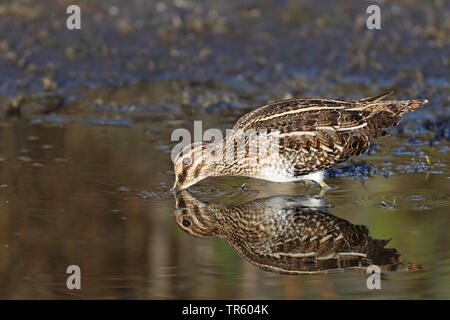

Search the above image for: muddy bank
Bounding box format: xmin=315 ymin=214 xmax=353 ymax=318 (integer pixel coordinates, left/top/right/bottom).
xmin=0 ymin=0 xmax=448 ymax=121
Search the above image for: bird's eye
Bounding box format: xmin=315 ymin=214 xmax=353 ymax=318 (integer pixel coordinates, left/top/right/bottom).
xmin=182 ymin=157 xmax=191 ymax=166
xmin=182 ymin=219 xmax=191 ymax=227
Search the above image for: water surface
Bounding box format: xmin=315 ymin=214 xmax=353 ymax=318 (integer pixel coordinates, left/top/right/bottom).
xmin=0 ymin=111 xmax=448 ymax=299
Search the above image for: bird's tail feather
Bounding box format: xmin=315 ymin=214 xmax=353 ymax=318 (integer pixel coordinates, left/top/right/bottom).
xmin=405 ymin=99 xmax=429 ymax=110
xmin=391 ymin=99 xmax=429 ymax=115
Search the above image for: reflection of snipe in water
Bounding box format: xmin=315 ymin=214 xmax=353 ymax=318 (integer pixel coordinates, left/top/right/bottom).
xmin=175 ymin=191 xmax=408 ymax=274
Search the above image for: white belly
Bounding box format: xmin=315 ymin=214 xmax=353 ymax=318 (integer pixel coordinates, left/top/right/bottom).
xmin=257 ymin=169 xmax=326 ymax=184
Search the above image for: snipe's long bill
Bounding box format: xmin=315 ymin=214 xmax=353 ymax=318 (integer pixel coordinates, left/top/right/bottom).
xmin=172 ymin=91 xmax=428 ymax=192
xmin=174 ymin=191 xmax=414 ymax=274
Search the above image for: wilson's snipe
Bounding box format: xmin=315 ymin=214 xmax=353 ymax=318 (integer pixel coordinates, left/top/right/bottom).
xmin=172 ymin=91 xmax=428 ymax=191
xmin=175 ymin=191 xmax=405 ymax=274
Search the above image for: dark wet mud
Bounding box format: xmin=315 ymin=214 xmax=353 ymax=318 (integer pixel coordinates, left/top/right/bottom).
xmin=0 ymin=0 xmax=449 ymax=299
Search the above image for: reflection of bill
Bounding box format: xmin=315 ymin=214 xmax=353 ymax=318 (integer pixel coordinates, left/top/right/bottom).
xmin=174 ymin=191 xmax=407 ymax=275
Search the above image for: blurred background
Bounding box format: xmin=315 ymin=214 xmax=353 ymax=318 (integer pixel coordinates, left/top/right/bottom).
xmin=0 ymin=0 xmax=448 ymax=299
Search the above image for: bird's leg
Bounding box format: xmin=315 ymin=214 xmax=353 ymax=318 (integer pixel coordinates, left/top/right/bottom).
xmin=317 ymin=180 xmax=331 ymax=196
xmin=318 ymin=180 xmax=331 ymax=190
xmin=303 ymin=180 xmax=311 ymax=189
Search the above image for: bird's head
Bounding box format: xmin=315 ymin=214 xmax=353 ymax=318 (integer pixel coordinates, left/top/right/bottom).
xmin=174 ymin=191 xmax=215 ymax=237
xmin=171 ymin=142 xmax=213 ymax=192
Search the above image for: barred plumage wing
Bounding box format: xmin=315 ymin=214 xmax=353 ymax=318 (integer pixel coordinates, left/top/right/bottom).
xmin=232 ymin=92 xmax=424 ymax=172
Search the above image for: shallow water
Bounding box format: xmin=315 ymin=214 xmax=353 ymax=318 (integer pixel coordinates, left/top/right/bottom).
xmin=0 ymin=109 xmax=448 ymax=299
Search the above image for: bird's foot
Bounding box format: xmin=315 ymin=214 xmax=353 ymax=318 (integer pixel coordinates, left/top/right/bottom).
xmin=301 ymin=179 xmax=330 ymax=196
xmin=317 ymin=181 xmax=331 ymax=196
xmin=318 ymin=180 xmax=331 ymax=190
xmin=303 ymin=180 xmax=311 ymax=189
